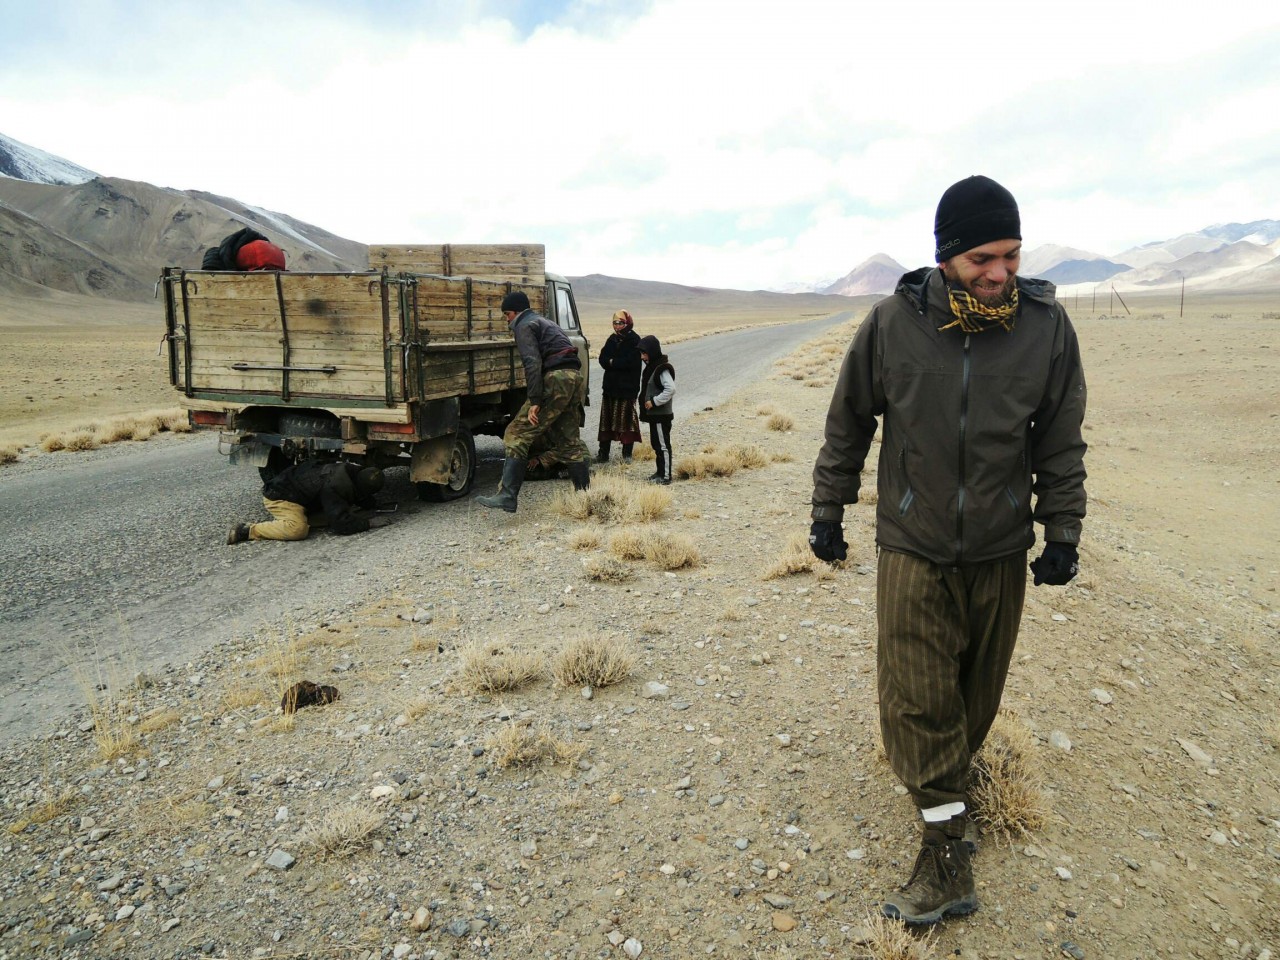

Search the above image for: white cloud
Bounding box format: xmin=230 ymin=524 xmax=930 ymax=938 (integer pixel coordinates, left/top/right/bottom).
xmin=1 ymin=0 xmax=1278 ymax=288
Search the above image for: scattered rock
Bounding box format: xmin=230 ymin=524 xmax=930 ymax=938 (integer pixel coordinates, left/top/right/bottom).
xmin=281 ymin=680 xmax=341 ymax=714
xmin=265 ymin=850 xmax=296 ymax=871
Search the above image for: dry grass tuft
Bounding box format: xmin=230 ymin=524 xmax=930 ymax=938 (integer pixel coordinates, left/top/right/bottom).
xmin=857 ymin=911 xmax=938 ymax=959
xmin=298 ymin=803 xmax=385 ymax=857
xmin=95 ymin=419 xmax=138 ymax=444
xmin=608 ymin=528 xmax=649 ymax=561
xmin=766 ymin=412 xmax=795 ymax=432
xmin=719 ymin=604 xmax=746 ymax=622
xmin=771 ymin=450 xmax=796 ymax=464
xmin=582 ymin=555 xmax=634 ymax=583
xmin=608 ymin=528 xmax=701 ymax=569
xmin=644 ymin=531 xmax=701 ymax=570
xmin=969 ymin=710 xmax=1047 ymax=842
xmin=553 ymin=474 xmax=671 ymax=524
xmin=138 ymin=708 xmax=180 ymax=734
xmin=569 ymin=527 xmax=602 ymax=551
xmin=39 ymin=434 xmax=65 ymax=453
xmin=675 ymin=451 xmax=738 ymax=480
xmin=755 ymin=403 xmax=777 ymax=416
xmin=488 ymin=722 xmax=584 ymax=769
xmin=0 ymin=444 xmax=21 ymax=465
xmin=552 ymin=634 xmax=636 ymax=688
xmin=676 ymin=442 xmax=770 ymax=480
xmin=7 ymin=788 xmax=79 ymax=835
xmin=62 ymin=431 xmax=100 ymax=452
xmin=630 ymin=444 xmax=656 ymax=462
xmin=726 ymin=443 xmax=769 ymax=469
xmin=458 ymin=641 xmax=545 ymax=694
xmin=762 ymin=534 xmax=815 ymax=580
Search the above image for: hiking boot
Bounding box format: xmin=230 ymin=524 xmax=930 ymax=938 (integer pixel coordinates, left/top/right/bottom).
xmin=476 ymin=458 xmax=526 ymax=513
xmin=567 ymin=460 xmax=591 ymax=491
xmin=880 ymin=827 xmax=977 ymax=925
xmin=596 ymin=443 xmax=611 ymax=464
xmin=647 ymin=475 xmax=671 ymax=485
xmin=226 ymin=523 xmax=251 ymax=545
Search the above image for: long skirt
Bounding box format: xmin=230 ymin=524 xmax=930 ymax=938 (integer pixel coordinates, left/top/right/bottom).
xmin=598 ymin=395 xmax=642 ymax=444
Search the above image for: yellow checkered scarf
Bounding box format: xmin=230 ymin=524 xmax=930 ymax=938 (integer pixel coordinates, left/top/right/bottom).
xmin=938 ymin=284 xmax=1020 ymax=333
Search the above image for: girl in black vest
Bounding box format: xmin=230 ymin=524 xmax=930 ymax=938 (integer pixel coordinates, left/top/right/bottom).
xmin=638 ymin=334 xmax=675 ymax=484
xmin=596 ymin=309 xmax=643 ymax=463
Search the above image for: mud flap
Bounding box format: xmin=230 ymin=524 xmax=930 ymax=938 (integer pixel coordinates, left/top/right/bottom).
xmin=228 ymin=439 xmax=273 ymax=468
xmin=410 ymin=433 xmax=455 ymax=484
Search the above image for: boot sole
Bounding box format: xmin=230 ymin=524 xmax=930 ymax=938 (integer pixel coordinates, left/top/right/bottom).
xmin=880 ymin=894 xmax=978 ymax=926
xmin=476 ymin=498 xmax=517 ymax=513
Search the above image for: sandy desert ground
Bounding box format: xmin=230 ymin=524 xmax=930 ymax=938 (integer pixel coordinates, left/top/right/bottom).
xmin=0 ymin=286 xmax=1277 ymax=960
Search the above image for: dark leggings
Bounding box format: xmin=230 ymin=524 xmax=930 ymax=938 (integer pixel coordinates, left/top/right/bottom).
xmin=648 ymin=420 xmax=672 ymax=480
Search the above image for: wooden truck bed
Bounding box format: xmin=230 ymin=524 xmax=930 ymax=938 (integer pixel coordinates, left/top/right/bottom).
xmin=163 ymin=245 xmax=547 ymax=417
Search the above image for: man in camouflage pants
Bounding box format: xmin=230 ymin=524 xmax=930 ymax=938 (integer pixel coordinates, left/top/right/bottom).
xmin=477 ymin=291 xmax=590 ymax=512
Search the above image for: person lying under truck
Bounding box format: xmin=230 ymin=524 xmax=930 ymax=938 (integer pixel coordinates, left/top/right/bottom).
xmin=227 ymin=461 xmax=386 ymax=544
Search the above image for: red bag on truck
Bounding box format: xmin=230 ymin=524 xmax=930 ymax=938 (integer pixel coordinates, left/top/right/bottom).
xmin=235 ymin=239 xmax=287 ymax=271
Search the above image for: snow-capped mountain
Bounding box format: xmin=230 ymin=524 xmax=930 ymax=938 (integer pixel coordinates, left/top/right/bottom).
xmin=0 ymin=133 xmax=97 ymax=186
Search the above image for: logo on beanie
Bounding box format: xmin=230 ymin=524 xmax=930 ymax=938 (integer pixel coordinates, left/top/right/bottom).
xmin=937 ymin=238 xmax=962 ymax=254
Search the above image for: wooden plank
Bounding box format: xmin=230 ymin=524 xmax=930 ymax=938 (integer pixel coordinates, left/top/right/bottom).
xmin=369 ymin=244 xmax=544 ymax=281
xmin=183 ymin=273 xmax=385 ymax=302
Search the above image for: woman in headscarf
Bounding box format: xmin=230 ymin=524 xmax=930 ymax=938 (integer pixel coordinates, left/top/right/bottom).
xmin=595 ymin=309 xmax=643 ymax=463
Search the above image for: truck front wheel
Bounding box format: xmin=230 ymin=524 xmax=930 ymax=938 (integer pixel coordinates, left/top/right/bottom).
xmin=416 ymin=426 xmax=476 ymax=502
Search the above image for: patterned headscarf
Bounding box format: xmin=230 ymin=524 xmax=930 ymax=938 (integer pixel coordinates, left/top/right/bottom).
xmin=611 ymin=309 xmax=634 ymax=332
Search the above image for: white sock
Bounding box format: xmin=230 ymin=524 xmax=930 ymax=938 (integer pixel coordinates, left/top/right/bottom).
xmin=920 ymin=801 xmax=966 ymax=823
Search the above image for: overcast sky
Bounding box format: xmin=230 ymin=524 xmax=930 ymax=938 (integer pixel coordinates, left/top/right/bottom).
xmin=2 ymin=0 xmax=1278 ymax=289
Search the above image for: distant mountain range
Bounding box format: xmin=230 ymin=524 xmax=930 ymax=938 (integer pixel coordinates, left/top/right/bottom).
xmin=2 ymin=130 xmax=1276 ymax=310
xmin=807 ymin=219 xmax=1280 ymax=297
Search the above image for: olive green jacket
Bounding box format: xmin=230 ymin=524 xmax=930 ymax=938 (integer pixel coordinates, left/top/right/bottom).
xmin=811 ymin=267 xmax=1087 ymax=566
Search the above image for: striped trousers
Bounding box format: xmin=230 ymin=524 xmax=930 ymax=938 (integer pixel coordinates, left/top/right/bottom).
xmin=876 ymin=548 xmax=1027 ymax=810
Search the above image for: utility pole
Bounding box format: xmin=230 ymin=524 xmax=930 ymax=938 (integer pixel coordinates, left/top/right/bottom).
xmin=1180 ymin=276 xmax=1185 ymax=318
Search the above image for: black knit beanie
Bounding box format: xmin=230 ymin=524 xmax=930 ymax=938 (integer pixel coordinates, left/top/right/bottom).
xmin=500 ymin=291 xmax=530 ymax=314
xmin=933 ymin=175 xmax=1021 ymax=262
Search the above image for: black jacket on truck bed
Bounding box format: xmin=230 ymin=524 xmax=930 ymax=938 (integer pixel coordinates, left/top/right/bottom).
xmin=160 ymin=243 xmax=588 ymax=501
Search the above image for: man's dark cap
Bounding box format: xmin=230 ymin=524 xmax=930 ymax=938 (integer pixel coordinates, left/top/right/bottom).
xmin=934 ymin=175 xmax=1021 ymax=262
xmin=500 ymin=291 xmax=531 ymax=313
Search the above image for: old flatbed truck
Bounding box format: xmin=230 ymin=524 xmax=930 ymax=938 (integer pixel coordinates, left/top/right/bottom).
xmin=160 ymin=243 xmax=588 ymax=500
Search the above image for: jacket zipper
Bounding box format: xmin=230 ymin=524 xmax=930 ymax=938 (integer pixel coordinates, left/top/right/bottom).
xmin=956 ymin=334 xmax=971 ymax=563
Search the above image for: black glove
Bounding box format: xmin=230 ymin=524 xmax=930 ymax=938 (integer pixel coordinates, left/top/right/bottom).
xmin=1030 ymin=542 xmax=1078 ymax=586
xmin=809 ymin=520 xmax=848 ymax=563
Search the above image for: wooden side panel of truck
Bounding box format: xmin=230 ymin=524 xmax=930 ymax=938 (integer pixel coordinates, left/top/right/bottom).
xmin=161 ymin=242 xmax=586 ymax=501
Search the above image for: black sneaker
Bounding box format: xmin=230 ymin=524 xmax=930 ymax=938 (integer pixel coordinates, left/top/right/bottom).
xmin=880 ymin=828 xmax=978 ymax=925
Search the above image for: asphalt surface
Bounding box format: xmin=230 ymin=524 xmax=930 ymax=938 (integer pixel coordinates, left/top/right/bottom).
xmin=0 ymin=312 xmax=852 ymax=742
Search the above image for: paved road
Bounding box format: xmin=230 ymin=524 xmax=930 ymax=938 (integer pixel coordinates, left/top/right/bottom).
xmin=0 ymin=312 xmax=852 ymax=741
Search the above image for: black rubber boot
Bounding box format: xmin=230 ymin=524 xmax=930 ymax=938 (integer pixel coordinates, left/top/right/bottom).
xmin=567 ymin=460 xmax=591 ymax=491
xmin=476 ymin=458 xmax=526 ymax=513
xmin=622 ymin=443 xmax=634 ymax=461
xmin=226 ymin=523 xmax=251 ymax=545
xmin=596 ymin=442 xmax=611 ymax=464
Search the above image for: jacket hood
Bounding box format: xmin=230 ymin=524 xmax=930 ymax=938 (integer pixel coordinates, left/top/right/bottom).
xmin=638 ymin=334 xmax=665 ymax=360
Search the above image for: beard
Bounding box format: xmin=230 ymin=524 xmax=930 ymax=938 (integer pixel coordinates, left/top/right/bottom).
xmin=942 ymin=265 xmax=1016 ymax=308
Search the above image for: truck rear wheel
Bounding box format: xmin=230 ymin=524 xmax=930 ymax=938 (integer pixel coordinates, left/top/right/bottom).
xmin=416 ymin=426 xmax=476 ymax=502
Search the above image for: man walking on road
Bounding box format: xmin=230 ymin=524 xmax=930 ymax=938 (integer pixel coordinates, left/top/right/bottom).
xmin=227 ymin=460 xmax=385 ymax=543
xmin=809 ymin=175 xmax=1088 ymax=924
xmin=477 ymin=291 xmax=591 ymax=512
